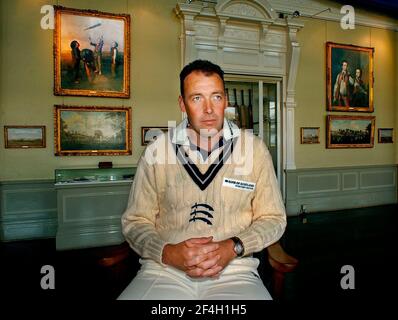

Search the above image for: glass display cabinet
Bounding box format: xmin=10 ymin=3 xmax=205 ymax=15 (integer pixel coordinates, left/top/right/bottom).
xmin=55 ymin=166 xmax=136 ymax=185
xmin=225 ymin=77 xmax=281 ymax=181
xmin=54 ymin=166 xmax=136 ymax=250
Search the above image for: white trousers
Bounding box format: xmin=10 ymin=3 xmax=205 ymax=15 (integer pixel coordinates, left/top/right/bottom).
xmin=117 ymin=257 xmax=272 ymax=300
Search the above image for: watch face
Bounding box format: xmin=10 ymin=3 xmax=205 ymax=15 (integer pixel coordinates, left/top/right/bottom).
xmin=234 ymin=242 xmax=243 ymax=255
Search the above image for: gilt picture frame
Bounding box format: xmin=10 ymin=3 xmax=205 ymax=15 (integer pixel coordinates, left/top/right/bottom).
xmin=4 ymin=126 xmax=46 ymax=148
xmin=326 ymin=115 xmax=375 ymax=148
xmin=378 ymin=128 xmax=393 ymax=143
xmin=54 ymin=105 xmax=131 ymax=156
xmin=54 ymin=6 xmax=130 ymax=98
xmin=326 ymin=42 xmax=374 ymax=112
xmin=141 ymin=127 xmax=168 ymax=146
xmin=301 ymin=127 xmax=320 ymax=144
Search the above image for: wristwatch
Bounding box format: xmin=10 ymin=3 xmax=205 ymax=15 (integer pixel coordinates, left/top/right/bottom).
xmin=231 ymin=237 xmax=244 ymax=257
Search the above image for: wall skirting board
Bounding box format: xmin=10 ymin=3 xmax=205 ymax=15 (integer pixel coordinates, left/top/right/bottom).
xmin=0 ymin=180 xmax=57 ymax=241
xmin=0 ymin=179 xmax=132 ymax=247
xmin=285 ymin=165 xmax=398 ymax=216
xmin=1 ymin=165 xmax=397 ymax=241
xmin=55 ymin=181 xmax=132 ymax=250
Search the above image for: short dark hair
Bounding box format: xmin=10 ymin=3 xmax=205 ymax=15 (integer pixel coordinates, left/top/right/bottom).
xmin=179 ymin=59 xmax=225 ymax=97
xmin=70 ymin=40 xmax=79 ymax=49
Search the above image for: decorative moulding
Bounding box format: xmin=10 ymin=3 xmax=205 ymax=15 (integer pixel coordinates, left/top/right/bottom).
xmin=268 ymin=0 xmax=398 ymax=31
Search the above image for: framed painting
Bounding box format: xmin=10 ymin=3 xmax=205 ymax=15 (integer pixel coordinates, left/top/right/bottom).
xmin=54 ymin=6 xmax=130 ymax=98
xmin=141 ymin=127 xmax=168 ymax=146
xmin=301 ymin=127 xmax=320 ymax=144
xmin=54 ymin=105 xmax=131 ymax=156
xmin=326 ymin=42 xmax=374 ymax=112
xmin=326 ymin=115 xmax=375 ymax=148
xmin=4 ymin=126 xmax=46 ymax=148
xmin=378 ymin=128 xmax=393 ymax=143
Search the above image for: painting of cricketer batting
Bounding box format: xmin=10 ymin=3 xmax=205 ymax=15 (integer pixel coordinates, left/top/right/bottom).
xmin=54 ymin=6 xmax=130 ymax=98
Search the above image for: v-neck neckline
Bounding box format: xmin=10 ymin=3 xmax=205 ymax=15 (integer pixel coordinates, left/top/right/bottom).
xmin=188 ymin=137 xmax=225 ymax=161
xmin=174 ymin=137 xmax=236 ymax=191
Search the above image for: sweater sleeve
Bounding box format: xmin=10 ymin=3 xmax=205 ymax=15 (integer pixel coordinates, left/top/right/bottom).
xmin=236 ymin=140 xmax=287 ymax=255
xmin=121 ymin=154 xmax=167 ymax=265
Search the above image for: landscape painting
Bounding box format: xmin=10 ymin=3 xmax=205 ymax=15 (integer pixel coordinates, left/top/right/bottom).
xmin=4 ymin=126 xmax=46 ymax=148
xmin=301 ymin=127 xmax=320 ymax=144
xmin=54 ymin=6 xmax=130 ymax=98
xmin=378 ymin=128 xmax=393 ymax=143
xmin=54 ymin=105 xmax=131 ymax=156
xmin=326 ymin=115 xmax=375 ymax=148
xmin=141 ymin=127 xmax=168 ymax=145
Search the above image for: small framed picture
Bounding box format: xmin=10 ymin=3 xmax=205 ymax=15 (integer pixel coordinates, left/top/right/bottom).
xmin=378 ymin=128 xmax=393 ymax=143
xmin=326 ymin=115 xmax=375 ymax=148
xmin=4 ymin=126 xmax=46 ymax=148
xmin=301 ymin=127 xmax=320 ymax=144
xmin=141 ymin=127 xmax=168 ymax=146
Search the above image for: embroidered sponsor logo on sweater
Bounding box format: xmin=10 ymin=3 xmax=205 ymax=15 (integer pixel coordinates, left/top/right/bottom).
xmin=222 ymin=178 xmax=256 ymax=192
xmin=189 ymin=202 xmax=214 ymax=225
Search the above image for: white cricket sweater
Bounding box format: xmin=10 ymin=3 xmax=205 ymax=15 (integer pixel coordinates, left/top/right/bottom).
xmin=122 ymin=119 xmax=287 ymax=264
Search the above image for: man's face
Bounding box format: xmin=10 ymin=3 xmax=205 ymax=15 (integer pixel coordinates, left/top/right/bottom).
xmin=178 ymin=71 xmax=227 ymax=137
xmin=355 ymin=69 xmax=361 ymax=78
xmin=342 ymin=62 xmax=348 ymax=71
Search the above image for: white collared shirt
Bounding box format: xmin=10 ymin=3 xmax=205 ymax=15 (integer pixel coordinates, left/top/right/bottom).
xmin=171 ymin=118 xmax=240 ymax=147
xmin=171 ymin=118 xmax=240 ymax=163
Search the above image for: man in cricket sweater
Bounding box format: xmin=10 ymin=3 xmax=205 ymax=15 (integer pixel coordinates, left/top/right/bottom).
xmin=118 ymin=60 xmax=286 ymax=300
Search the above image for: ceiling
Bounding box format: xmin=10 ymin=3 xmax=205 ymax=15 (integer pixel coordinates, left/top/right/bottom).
xmin=191 ymin=0 xmax=398 ymax=20
xmin=330 ymin=0 xmax=398 ymax=18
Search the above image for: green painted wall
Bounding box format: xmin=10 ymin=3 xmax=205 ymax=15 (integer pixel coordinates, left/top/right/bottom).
xmin=396 ymin=31 xmax=398 ymax=165
xmin=295 ymin=17 xmax=397 ymax=168
xmin=1 ymin=1 xmax=397 ymax=180
xmin=0 ymin=0 xmax=181 ymax=181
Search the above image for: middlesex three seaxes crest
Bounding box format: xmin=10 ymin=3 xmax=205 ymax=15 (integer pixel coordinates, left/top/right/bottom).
xmin=189 ymin=202 xmax=214 ymax=225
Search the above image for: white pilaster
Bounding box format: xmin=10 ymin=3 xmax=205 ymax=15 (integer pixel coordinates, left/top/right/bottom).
xmin=175 ymin=3 xmax=202 ymax=66
xmin=285 ymin=21 xmax=303 ymax=170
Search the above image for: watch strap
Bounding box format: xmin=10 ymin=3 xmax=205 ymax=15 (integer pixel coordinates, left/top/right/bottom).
xmin=231 ymin=236 xmax=244 ymax=257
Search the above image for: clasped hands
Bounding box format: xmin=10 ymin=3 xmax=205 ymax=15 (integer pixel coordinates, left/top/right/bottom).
xmin=162 ymin=237 xmax=236 ymax=278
